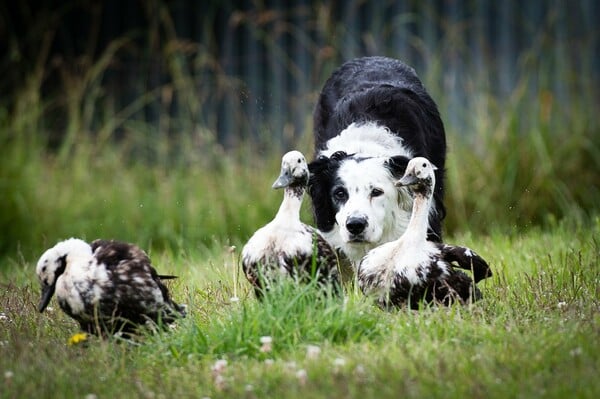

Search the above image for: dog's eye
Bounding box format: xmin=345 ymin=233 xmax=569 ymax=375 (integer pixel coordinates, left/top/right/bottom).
xmin=332 ymin=187 xmax=348 ymax=202
xmin=370 ymin=188 xmax=384 ymax=198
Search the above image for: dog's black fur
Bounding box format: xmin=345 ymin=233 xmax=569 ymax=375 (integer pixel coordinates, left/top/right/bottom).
xmin=308 ymin=56 xmax=447 ymax=242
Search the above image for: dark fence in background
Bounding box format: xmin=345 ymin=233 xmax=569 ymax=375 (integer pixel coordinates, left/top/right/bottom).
xmin=2 ymin=0 xmax=598 ymax=149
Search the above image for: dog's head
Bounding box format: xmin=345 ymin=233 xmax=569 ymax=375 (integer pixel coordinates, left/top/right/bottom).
xmin=309 ymin=151 xmax=413 ymax=262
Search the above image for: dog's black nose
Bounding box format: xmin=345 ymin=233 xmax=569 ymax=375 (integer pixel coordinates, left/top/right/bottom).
xmin=346 ymin=216 xmax=368 ymax=235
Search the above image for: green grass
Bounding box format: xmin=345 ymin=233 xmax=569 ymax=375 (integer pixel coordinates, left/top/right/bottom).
xmin=0 ymin=129 xmax=284 ymax=261
xmin=1 ymin=219 xmax=599 ymax=398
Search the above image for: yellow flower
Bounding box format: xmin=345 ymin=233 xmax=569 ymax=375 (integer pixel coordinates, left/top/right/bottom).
xmin=68 ymin=332 xmax=88 ymax=346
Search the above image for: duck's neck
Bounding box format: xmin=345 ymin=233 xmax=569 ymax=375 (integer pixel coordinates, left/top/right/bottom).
xmin=274 ymin=186 xmax=304 ymax=222
xmin=403 ymin=191 xmax=433 ymax=244
xmin=64 ymin=251 xmax=94 ymax=274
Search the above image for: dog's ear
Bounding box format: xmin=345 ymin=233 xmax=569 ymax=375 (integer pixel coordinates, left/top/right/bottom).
xmin=308 ymin=157 xmax=338 ymax=232
xmin=308 ymin=151 xmax=348 ymax=178
xmin=384 ymin=155 xmax=410 ymax=179
xmin=308 ymin=155 xmax=330 ymax=178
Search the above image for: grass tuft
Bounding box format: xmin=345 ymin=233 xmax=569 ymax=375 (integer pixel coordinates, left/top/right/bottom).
xmin=145 ymin=280 xmax=386 ymax=361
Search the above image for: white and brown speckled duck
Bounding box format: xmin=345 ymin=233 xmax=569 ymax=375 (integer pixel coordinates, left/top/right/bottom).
xmin=358 ymin=157 xmax=492 ymax=309
xmin=241 ymin=150 xmax=341 ymax=298
xmin=36 ymin=238 xmax=186 ymax=335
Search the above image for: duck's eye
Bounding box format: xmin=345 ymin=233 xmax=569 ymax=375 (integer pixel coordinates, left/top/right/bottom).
xmin=298 ymin=159 xmax=302 ymax=163
xmin=370 ymin=188 xmax=384 ymax=198
xmin=422 ymin=163 xmax=427 ymax=168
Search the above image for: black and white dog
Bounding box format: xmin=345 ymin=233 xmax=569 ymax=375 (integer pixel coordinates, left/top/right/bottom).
xmin=308 ymin=56 xmax=447 ymax=267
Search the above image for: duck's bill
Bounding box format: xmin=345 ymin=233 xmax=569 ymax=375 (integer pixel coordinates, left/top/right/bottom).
xmin=395 ymin=174 xmax=418 ymax=187
xmin=38 ymin=283 xmax=56 ymax=312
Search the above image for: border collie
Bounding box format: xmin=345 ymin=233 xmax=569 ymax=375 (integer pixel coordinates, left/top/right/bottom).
xmin=308 ymin=56 xmax=447 ymax=267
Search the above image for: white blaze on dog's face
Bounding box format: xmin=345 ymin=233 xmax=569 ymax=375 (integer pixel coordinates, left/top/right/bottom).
xmin=325 ymin=156 xmax=413 ymax=262
xmin=320 ymin=122 xmax=410 ymax=159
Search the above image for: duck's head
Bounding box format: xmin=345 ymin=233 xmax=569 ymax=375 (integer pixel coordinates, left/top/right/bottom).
xmin=36 ymin=238 xmax=92 ymax=312
xmin=272 ymin=150 xmax=309 ymax=189
xmin=395 ymin=157 xmax=437 ymax=196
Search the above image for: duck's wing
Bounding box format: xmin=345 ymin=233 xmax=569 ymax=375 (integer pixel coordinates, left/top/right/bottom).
xmin=91 ymin=239 xmax=177 ymax=280
xmin=90 ymin=239 xmax=185 ymax=322
xmin=90 ymin=239 xmax=152 ymax=268
xmin=438 ymin=244 xmax=492 ymax=283
xmin=437 ymin=269 xmax=483 ymax=304
xmin=306 ymin=226 xmax=340 ymax=278
xmin=308 ymin=227 xmax=338 ymax=265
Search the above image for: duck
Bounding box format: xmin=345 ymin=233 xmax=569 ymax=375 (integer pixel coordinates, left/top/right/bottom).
xmin=357 ymin=157 xmax=492 ymax=309
xmin=36 ymin=238 xmax=186 ymax=335
xmin=241 ymin=150 xmax=341 ymax=298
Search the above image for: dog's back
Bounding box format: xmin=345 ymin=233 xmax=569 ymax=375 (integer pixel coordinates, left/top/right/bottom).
xmin=314 ymin=57 xmax=444 ymax=159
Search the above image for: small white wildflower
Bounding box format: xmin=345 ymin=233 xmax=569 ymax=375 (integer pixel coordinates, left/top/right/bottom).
xmin=354 ymin=364 xmax=366 ymax=377
xmin=264 ymin=358 xmax=274 ymax=366
xmin=285 ymin=361 xmax=297 ymax=371
xmin=295 ymin=369 xmax=308 ymax=385
xmin=85 ymin=394 xmax=97 ymax=399
xmin=260 ymin=336 xmax=272 ymax=344
xmin=569 ymin=347 xmax=582 ymax=357
xmin=0 ymin=312 xmax=8 ymax=321
xmin=229 ymin=296 xmax=240 ymax=303
xmin=245 ymin=384 xmax=254 ymax=392
xmin=306 ymin=345 xmax=321 ymax=360
xmin=211 ymin=359 xmax=228 ymax=376
xmin=45 ymin=306 xmax=54 ymax=312
xmin=4 ymin=370 xmax=14 ymax=379
xmin=259 ymin=336 xmax=273 ymax=353
xmin=333 ymin=357 xmax=346 ymax=372
xmin=557 ymin=301 xmax=567 ymax=309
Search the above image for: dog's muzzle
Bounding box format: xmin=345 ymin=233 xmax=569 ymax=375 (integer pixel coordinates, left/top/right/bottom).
xmin=345 ymin=215 xmax=368 ymax=240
